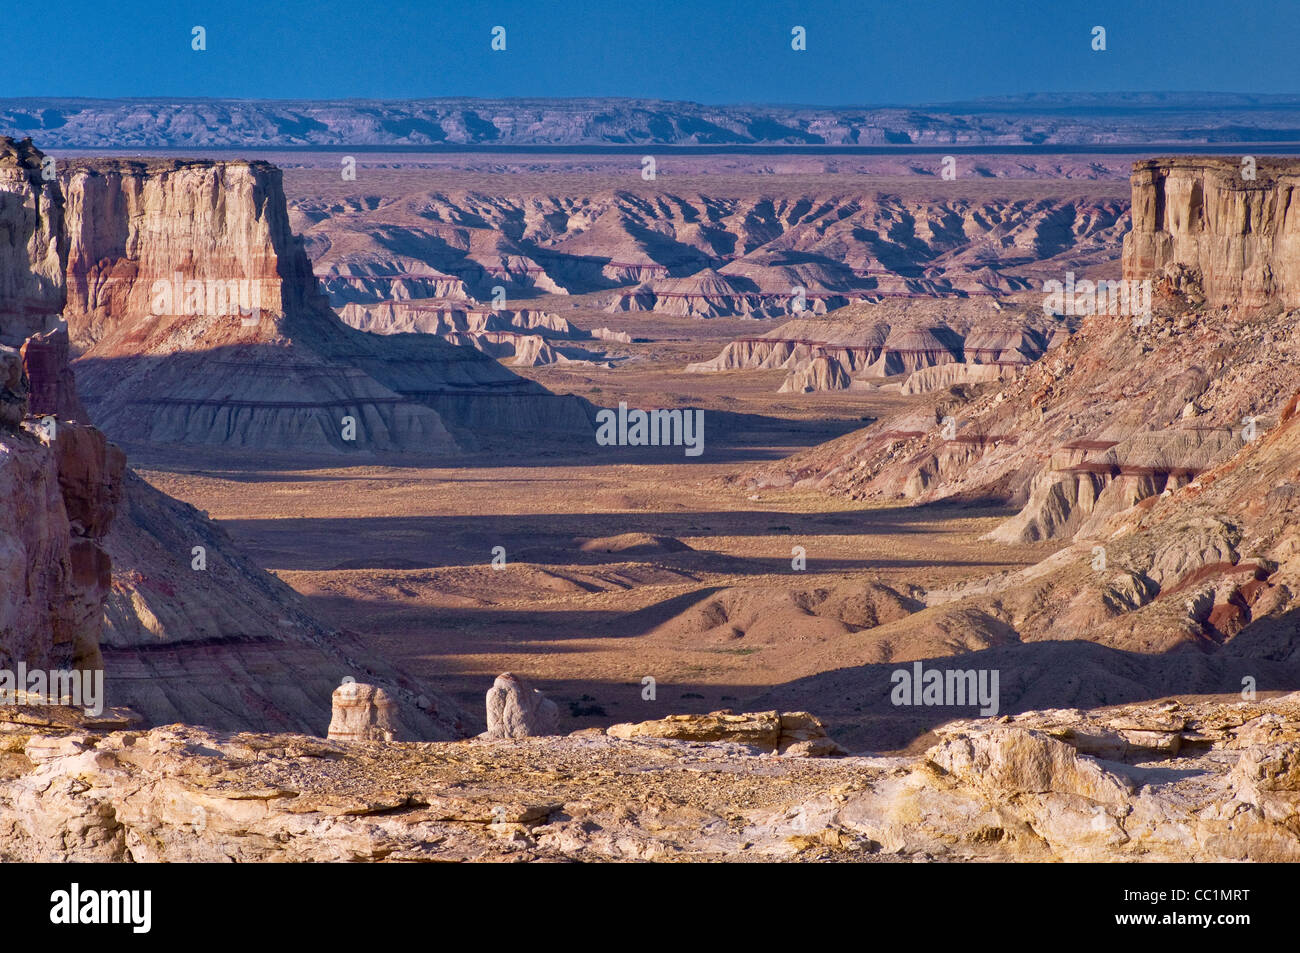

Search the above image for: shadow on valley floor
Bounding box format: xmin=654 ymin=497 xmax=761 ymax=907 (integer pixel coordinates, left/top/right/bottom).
xmin=220 ymin=504 xmax=1024 ymax=573
xmin=114 ymin=408 xmax=870 ymax=474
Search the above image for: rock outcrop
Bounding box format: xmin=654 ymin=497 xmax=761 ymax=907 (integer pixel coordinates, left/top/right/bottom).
xmin=483 ymin=673 xmax=559 ymax=739
xmin=338 ymin=299 xmax=617 ymax=365
xmin=1123 ymin=156 xmax=1300 ymax=308
xmin=7 ymin=692 xmax=1300 ymax=861
xmin=606 ymin=709 xmax=847 ymax=756
xmin=0 ymin=139 xmax=470 ymax=740
xmin=327 ymin=682 xmax=407 ymax=742
xmin=751 ymin=263 xmax=1298 ymax=530
xmin=691 ymin=301 xmax=1062 ymax=393
xmin=0 ymin=137 xmax=124 ymax=682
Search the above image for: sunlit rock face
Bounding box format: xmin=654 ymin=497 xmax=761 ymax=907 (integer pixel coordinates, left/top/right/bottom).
xmin=1123 ymin=156 xmax=1300 ymax=308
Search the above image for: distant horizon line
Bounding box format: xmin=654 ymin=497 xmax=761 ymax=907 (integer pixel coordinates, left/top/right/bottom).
xmin=6 ymin=92 xmax=1300 ymax=111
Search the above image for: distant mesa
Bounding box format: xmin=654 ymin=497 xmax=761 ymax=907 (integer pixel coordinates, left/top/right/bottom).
xmin=8 ymin=94 xmax=1300 ymax=148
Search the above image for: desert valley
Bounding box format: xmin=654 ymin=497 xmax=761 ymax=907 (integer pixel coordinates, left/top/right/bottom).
xmin=4 ymin=88 xmax=1300 ymax=876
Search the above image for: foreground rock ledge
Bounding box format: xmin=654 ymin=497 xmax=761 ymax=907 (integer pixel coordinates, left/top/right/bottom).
xmin=5 ymin=694 xmax=1300 ymax=862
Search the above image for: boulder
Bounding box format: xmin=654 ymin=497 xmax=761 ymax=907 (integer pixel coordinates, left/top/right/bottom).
xmin=927 ymin=726 xmax=1134 ymax=804
xmin=606 ymin=709 xmax=846 ymax=756
xmin=327 ymin=682 xmax=407 ymax=742
xmin=483 ymin=672 xmax=559 ymax=739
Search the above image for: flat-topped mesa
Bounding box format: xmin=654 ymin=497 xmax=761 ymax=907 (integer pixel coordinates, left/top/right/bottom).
xmin=1122 ymin=156 xmax=1300 ymax=308
xmin=58 ymin=156 xmax=594 ymax=454
xmin=61 ymin=157 xmax=323 ymax=349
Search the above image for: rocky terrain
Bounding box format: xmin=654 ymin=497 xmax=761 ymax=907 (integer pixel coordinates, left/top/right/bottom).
xmin=10 ymin=93 xmax=1300 ymax=148
xmin=0 ymin=138 xmax=122 ymax=679
xmin=7 ymin=691 xmax=1300 ymax=861
xmin=287 ymin=169 xmax=1128 ymax=315
xmin=6 ymin=133 xmax=1300 ymax=864
xmin=717 ymin=157 xmax=1300 ymax=715
xmin=748 ymin=159 xmax=1300 ymax=531
xmin=337 ymin=299 xmax=623 ymax=366
xmin=687 ymin=298 xmax=1071 ymax=393
xmin=0 ymin=138 xmax=467 ymax=738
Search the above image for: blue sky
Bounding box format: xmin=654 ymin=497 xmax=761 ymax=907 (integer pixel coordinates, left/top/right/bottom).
xmin=5 ymin=0 xmax=1298 ymax=104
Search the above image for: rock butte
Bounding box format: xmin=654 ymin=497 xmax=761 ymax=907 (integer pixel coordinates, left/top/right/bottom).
xmin=59 ymin=157 xmax=595 ymax=457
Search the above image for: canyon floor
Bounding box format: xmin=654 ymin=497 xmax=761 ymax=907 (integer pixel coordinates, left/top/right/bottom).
xmin=130 ymin=309 xmax=1052 ymax=752
xmin=93 ymin=151 xmax=1189 ymax=753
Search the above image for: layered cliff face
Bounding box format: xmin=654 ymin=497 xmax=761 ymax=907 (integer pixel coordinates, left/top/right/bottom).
xmin=741 ymin=157 xmax=1300 ymax=660
xmin=0 ymin=138 xmax=124 ymax=676
xmin=337 ymin=299 xmax=617 ymax=365
xmin=755 ymin=159 xmax=1300 ymax=529
xmin=0 ymin=139 xmax=468 ymax=737
xmin=1123 ymin=157 xmax=1300 ymax=308
xmin=0 ymin=138 xmax=63 ymax=348
xmin=60 ymin=158 xmax=592 ymax=455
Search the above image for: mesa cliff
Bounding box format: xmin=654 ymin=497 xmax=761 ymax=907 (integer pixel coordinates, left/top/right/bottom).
xmin=741 ymin=156 xmax=1300 ymax=677
xmin=60 ymin=158 xmax=593 ymax=455
xmin=1123 ymin=156 xmax=1300 ymax=308
xmin=0 ymin=138 xmax=124 ymax=677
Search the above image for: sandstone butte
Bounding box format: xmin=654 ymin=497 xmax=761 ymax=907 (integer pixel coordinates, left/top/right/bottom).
xmin=6 ymin=140 xmax=1300 ymax=860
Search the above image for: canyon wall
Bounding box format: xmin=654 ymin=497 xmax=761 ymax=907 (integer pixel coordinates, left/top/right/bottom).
xmin=0 ymin=138 xmax=124 ymax=675
xmin=1122 ymin=156 xmax=1300 ymax=308
xmin=0 ymin=138 xmax=468 ymax=737
xmin=760 ymin=157 xmax=1300 ymax=545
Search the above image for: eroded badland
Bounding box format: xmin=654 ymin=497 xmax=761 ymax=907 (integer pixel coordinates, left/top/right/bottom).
xmin=7 ymin=142 xmax=1300 ymax=860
